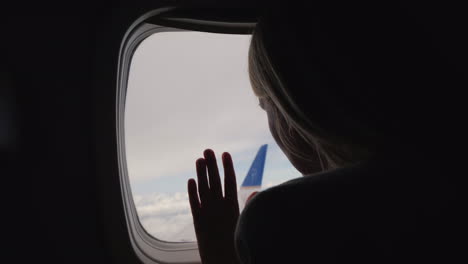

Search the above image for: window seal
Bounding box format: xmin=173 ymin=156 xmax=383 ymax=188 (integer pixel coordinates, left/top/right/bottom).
xmin=116 ymin=6 xmax=256 ymax=264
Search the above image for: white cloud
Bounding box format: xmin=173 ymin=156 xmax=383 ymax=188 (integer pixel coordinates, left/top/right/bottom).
xmin=134 ymin=192 xmax=196 ymax=242
xmin=133 ymin=182 xmax=296 ymax=242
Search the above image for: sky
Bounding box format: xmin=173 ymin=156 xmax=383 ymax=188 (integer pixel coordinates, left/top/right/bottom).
xmin=125 ymin=31 xmax=300 ymax=242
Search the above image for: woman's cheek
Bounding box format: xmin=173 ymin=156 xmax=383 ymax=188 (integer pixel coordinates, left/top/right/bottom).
xmin=266 ymin=109 xmax=283 ymax=150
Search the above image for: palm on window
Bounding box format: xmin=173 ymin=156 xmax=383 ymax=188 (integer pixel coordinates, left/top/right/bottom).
xmin=188 ymin=149 xmax=241 ymax=264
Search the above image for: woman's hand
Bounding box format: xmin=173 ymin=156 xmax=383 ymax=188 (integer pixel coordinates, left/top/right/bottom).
xmin=188 ymin=149 xmax=240 ymax=264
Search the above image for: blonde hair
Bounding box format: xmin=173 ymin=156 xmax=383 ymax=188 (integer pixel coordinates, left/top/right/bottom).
xmin=248 ymin=18 xmax=372 ymax=169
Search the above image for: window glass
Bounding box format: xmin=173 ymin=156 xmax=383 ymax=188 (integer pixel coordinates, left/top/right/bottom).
xmin=125 ymin=31 xmax=299 ymax=242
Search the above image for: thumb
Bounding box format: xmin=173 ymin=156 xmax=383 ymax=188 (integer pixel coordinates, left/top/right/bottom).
xmin=246 ymin=191 xmax=259 ymax=204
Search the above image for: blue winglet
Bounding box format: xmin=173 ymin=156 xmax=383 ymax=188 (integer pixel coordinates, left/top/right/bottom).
xmin=241 ymin=144 xmax=268 ymax=187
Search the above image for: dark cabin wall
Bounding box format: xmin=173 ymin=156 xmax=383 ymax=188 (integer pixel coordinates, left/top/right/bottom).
xmin=2 ymin=8 xmax=132 ymax=264
xmin=1 ymin=0 xmax=254 ymax=263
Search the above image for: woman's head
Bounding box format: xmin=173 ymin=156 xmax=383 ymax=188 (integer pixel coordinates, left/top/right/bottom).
xmin=248 ymin=1 xmax=465 ymax=172
xmin=248 ymin=9 xmax=373 ymax=172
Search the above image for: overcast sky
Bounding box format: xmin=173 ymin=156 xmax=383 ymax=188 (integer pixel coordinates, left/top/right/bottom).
xmin=125 ymin=31 xmax=300 ymax=242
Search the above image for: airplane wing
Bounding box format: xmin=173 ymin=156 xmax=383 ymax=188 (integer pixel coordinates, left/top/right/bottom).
xmin=238 ymin=144 xmax=268 ymax=211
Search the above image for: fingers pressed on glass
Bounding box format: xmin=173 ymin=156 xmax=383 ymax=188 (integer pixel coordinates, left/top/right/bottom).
xmin=204 ymin=149 xmax=223 ymax=199
xmin=222 ymin=152 xmax=238 ymax=202
xmin=187 ymin=178 xmax=200 ymax=219
xmin=196 ymin=158 xmax=210 ymax=204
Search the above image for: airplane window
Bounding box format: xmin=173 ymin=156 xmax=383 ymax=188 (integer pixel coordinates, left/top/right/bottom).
xmin=125 ymin=31 xmax=300 ymax=243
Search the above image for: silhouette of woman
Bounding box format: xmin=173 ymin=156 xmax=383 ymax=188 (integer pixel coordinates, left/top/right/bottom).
xmin=188 ymin=1 xmax=463 ymax=263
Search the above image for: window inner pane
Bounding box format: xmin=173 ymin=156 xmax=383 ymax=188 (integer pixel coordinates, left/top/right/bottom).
xmin=125 ymin=31 xmax=299 ymax=242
